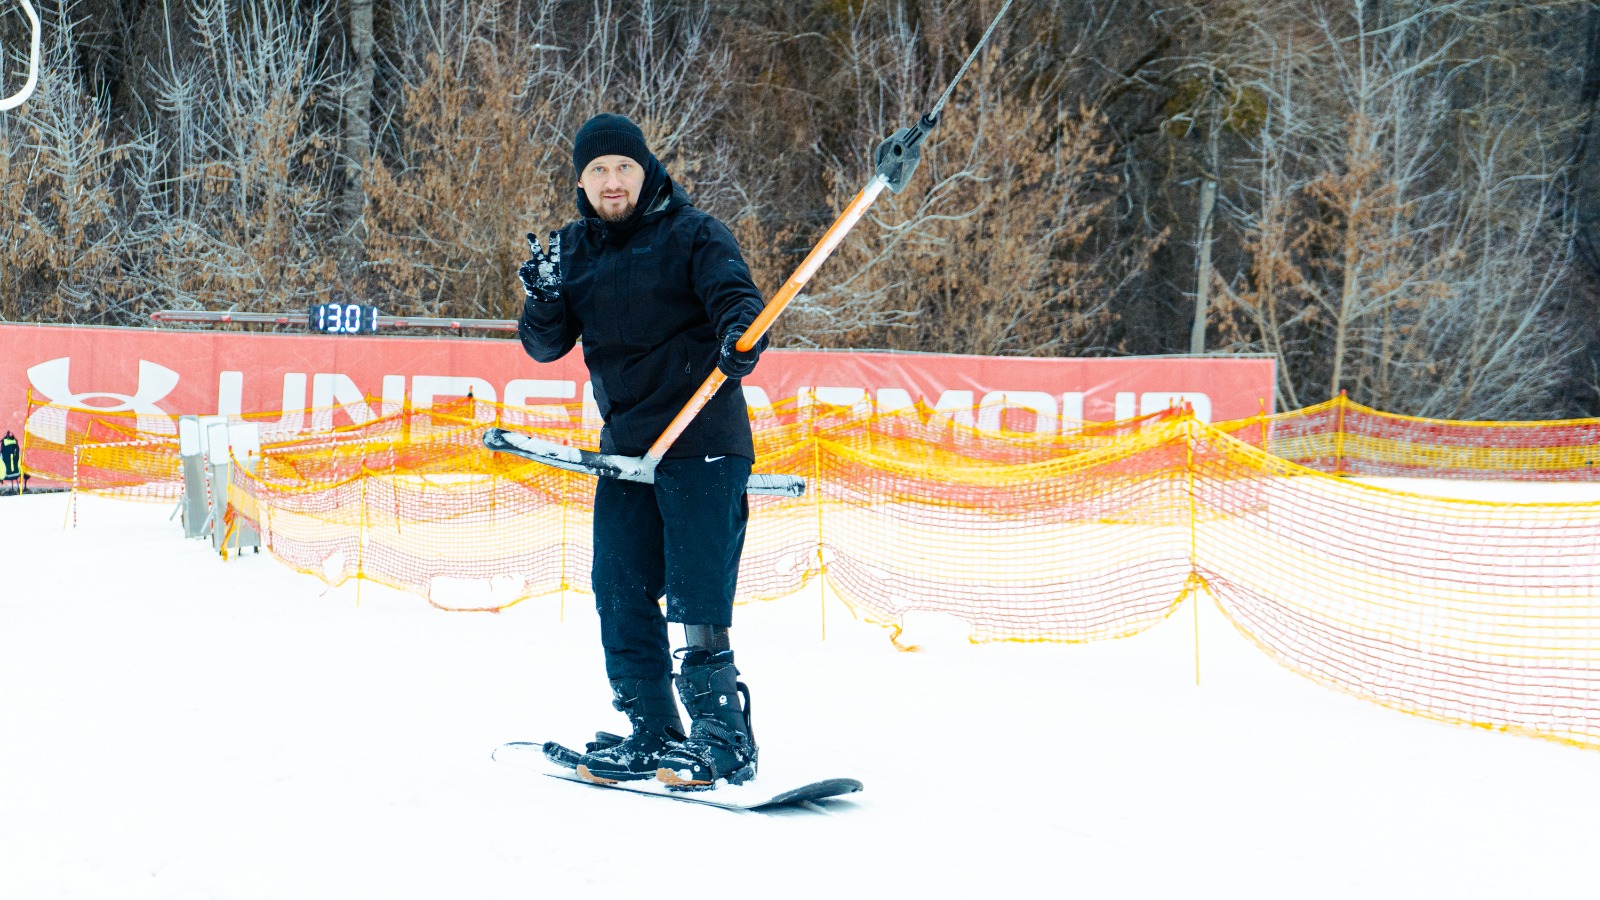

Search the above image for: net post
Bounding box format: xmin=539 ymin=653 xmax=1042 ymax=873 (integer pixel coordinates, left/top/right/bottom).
xmin=67 ymin=443 xmax=78 ymax=529
xmin=1186 ymin=417 xmax=1201 ymax=686
xmin=559 ymin=466 xmax=570 ymax=623
xmin=356 ymin=464 xmax=367 ymax=608
xmin=806 ymin=392 xmax=832 ymax=637
xmin=1335 ymin=390 xmax=1348 ymax=476
xmin=812 ymin=397 xmax=827 ymax=642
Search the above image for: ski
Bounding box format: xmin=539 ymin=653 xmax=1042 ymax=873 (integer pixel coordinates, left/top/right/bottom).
xmin=492 ymin=741 xmax=862 ymax=811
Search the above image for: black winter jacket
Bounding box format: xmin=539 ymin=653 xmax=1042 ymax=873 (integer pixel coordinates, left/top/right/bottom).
xmin=518 ymin=174 xmax=767 ymax=460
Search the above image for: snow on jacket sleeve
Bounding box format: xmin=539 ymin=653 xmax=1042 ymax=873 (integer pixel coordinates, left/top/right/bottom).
xmin=689 ymin=216 xmax=766 ymax=340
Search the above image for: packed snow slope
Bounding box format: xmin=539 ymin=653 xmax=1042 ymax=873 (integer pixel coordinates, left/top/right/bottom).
xmin=2 ymin=489 xmax=1597 ymax=898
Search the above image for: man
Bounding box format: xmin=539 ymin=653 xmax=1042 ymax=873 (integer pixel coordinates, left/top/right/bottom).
xmin=516 ymin=113 xmax=768 ymax=789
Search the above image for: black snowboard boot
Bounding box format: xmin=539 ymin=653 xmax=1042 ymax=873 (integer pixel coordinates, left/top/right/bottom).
xmin=656 ymin=649 xmax=757 ymax=790
xmin=574 ymin=676 xmax=686 ymax=783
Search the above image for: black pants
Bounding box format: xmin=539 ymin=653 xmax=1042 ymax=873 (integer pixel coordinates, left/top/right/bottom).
xmin=591 ymin=455 xmax=751 ymax=680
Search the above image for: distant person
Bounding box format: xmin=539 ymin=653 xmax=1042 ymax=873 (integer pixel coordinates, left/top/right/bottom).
xmin=1 ymin=430 xmax=19 ymax=493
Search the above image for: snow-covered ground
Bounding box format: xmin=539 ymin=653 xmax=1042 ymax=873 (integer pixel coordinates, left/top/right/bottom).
xmin=3 ymin=488 xmax=1598 ymax=898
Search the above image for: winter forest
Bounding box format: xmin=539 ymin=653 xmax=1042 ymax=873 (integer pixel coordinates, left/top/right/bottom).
xmin=2 ymin=0 xmax=1598 ymax=418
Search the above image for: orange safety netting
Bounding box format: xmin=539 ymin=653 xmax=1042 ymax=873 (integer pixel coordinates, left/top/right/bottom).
xmin=1239 ymin=395 xmax=1600 ymax=480
xmin=17 ymin=391 xmax=1600 ymax=749
xmin=16 ymin=400 xmax=184 ymax=500
xmin=1188 ymin=425 xmax=1600 ymax=750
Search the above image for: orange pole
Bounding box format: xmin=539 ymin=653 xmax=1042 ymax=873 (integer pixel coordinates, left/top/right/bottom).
xmin=644 ymin=174 xmax=891 ymax=463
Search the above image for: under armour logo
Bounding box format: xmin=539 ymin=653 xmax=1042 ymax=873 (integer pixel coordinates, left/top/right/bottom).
xmin=26 ymin=357 xmax=180 ymax=442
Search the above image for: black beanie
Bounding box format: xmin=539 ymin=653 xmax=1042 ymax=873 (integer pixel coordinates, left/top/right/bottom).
xmin=572 ymin=113 xmax=652 ymax=174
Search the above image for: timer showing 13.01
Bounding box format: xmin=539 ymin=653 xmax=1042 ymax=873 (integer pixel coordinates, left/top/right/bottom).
xmin=309 ymin=302 xmax=380 ymax=334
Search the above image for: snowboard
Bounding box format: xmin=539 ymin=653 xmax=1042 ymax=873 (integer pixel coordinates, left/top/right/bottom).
xmin=491 ymin=741 xmax=863 ymax=811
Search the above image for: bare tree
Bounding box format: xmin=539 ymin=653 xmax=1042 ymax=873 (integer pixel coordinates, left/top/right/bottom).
xmin=119 ymin=0 xmax=343 ymax=315
xmin=1212 ymin=0 xmax=1580 ymax=416
xmin=0 ymin=9 xmax=131 ymax=324
xmin=779 ymin=0 xmax=1146 ymax=357
xmin=1401 ymin=117 xmax=1579 ymax=419
xmin=1145 ymin=0 xmax=1278 ymax=355
xmin=340 ymin=0 xmax=377 ymax=249
xmin=1303 ymin=2 xmax=1456 ymax=403
xmin=1210 ymin=34 xmax=1320 ymax=411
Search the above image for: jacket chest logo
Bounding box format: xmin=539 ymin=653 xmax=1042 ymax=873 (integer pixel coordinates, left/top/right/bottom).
xmin=630 ymin=245 xmax=653 ymax=255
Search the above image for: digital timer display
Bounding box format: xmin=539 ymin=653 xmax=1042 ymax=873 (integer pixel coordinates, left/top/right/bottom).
xmin=309 ymin=303 xmax=379 ymax=334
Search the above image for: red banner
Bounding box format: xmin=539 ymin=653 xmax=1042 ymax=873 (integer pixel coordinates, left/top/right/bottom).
xmin=0 ymin=323 xmax=1275 ymax=443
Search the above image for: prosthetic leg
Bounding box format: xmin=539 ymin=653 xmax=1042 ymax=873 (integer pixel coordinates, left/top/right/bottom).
xmin=658 ymin=624 xmax=757 ymax=789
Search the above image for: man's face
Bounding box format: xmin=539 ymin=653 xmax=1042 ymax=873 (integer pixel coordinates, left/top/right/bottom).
xmin=579 ymin=154 xmax=646 ymax=223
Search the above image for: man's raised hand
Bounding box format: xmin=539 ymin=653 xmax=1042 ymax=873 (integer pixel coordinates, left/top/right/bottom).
xmin=518 ymin=232 xmax=563 ymax=303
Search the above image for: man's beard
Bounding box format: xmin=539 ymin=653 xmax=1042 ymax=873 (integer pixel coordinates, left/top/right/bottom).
xmin=598 ymin=201 xmax=637 ymax=223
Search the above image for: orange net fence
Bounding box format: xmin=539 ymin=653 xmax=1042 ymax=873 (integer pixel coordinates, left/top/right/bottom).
xmin=1228 ymin=395 xmax=1600 ymax=480
xmin=17 ymin=390 xmax=1600 ymax=749
xmin=1188 ymin=428 xmax=1600 ymax=749
xmin=17 ymin=401 xmax=185 ymax=500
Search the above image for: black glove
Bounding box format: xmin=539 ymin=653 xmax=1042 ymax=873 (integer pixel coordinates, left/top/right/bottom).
xmin=518 ymin=231 xmax=562 ymax=303
xmin=717 ymin=327 xmax=767 ymax=379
